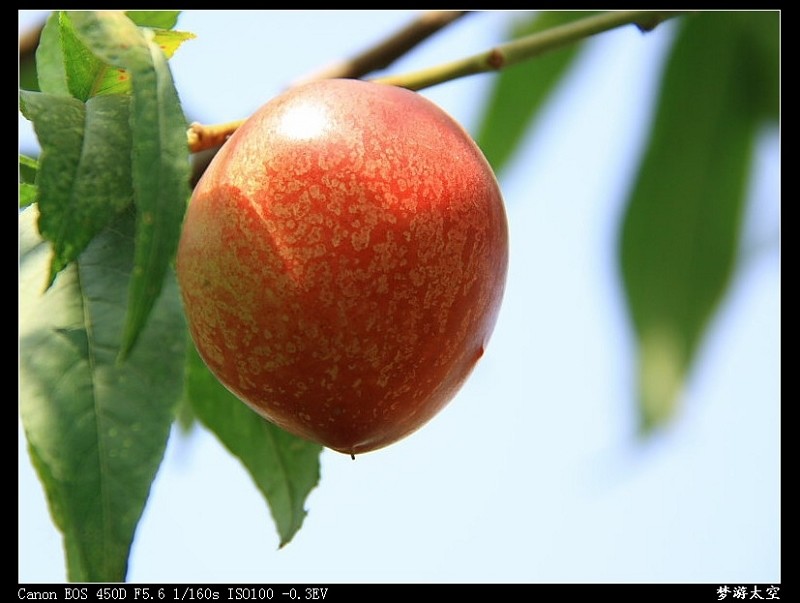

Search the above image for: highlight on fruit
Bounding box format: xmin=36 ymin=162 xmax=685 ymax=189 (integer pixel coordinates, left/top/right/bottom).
xmin=176 ymin=78 xmax=509 ymax=456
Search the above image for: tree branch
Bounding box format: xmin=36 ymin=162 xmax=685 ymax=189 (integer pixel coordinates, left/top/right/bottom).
xmin=290 ymin=10 xmax=469 ymax=85
xmin=187 ymin=10 xmax=469 ymax=154
xmin=19 ymin=17 xmax=45 ymax=62
xmin=19 ymin=15 xmax=46 ymax=93
xmin=372 ymin=10 xmax=687 ymax=90
xmin=187 ymin=11 xmax=687 ymax=155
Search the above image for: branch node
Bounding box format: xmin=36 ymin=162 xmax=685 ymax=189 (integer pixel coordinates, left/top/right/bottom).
xmin=635 ymin=16 xmax=662 ymax=33
xmin=486 ymin=48 xmax=506 ymax=70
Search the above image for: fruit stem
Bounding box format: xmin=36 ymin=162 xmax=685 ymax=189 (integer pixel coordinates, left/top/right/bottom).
xmin=372 ymin=10 xmax=689 ymax=91
xmin=187 ymin=120 xmax=246 ymax=152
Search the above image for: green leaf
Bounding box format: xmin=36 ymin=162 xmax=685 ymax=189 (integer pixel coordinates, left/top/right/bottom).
xmin=36 ymin=11 xmax=195 ymax=100
xmin=20 ymin=183 xmax=38 ymax=208
xmin=474 ymin=11 xmax=595 ymax=174
xmin=174 ymin=394 xmax=198 ymax=435
xmin=125 ymin=10 xmax=182 ymax=29
xmin=618 ymin=12 xmax=766 ymax=432
xmin=731 ymin=11 xmax=779 ymax=122
xmin=59 ymin=11 xmax=106 ymax=101
xmin=91 ymin=66 xmax=133 ymax=97
xmin=186 ymin=344 xmax=322 ymax=547
xmin=19 ymin=91 xmax=133 ymax=286
xmin=19 ymin=57 xmax=40 ymax=92
xmin=20 ymin=154 xmax=39 ymax=206
xmin=68 ymin=11 xmax=191 ymax=359
xmin=19 ymin=205 xmax=187 ymax=582
xmin=19 ymin=154 xmax=38 ymax=184
xmin=93 ymin=30 xmax=197 ymax=97
xmin=35 ymin=12 xmax=69 ymax=96
xmin=35 ymin=12 xmax=106 ymax=101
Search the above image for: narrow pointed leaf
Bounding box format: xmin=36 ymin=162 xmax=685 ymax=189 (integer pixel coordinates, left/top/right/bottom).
xmin=19 ymin=91 xmax=133 ymax=286
xmin=58 ymin=12 xmax=105 ymax=101
xmin=19 ymin=154 xmax=38 ymax=184
xmin=19 ymin=206 xmax=187 ymax=581
xmin=93 ymin=30 xmax=197 ymax=97
xmin=475 ymin=11 xmax=595 ymax=174
xmin=35 ymin=12 xmax=69 ymax=96
xmin=34 ymin=11 xmax=105 ymax=101
xmin=731 ymin=11 xmax=779 ymax=122
xmin=68 ymin=11 xmax=191 ymax=359
xmin=38 ymin=11 xmax=195 ymax=101
xmin=28 ymin=11 xmax=186 ymax=102
xmin=618 ymin=12 xmax=771 ymax=431
xmin=186 ymin=345 xmax=322 ymax=547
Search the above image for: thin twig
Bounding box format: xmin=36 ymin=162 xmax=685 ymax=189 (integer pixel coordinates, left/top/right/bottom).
xmin=188 ymin=11 xmax=686 ymax=156
xmin=188 ymin=10 xmax=470 ymax=154
xmin=372 ymin=10 xmax=687 ymax=91
xmin=19 ymin=17 xmax=45 ymax=62
xmin=290 ymin=10 xmax=469 ymax=85
xmin=19 ymin=15 xmax=47 ymax=93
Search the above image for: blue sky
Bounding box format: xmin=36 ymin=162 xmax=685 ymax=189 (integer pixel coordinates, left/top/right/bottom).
xmin=19 ymin=10 xmax=780 ymax=583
